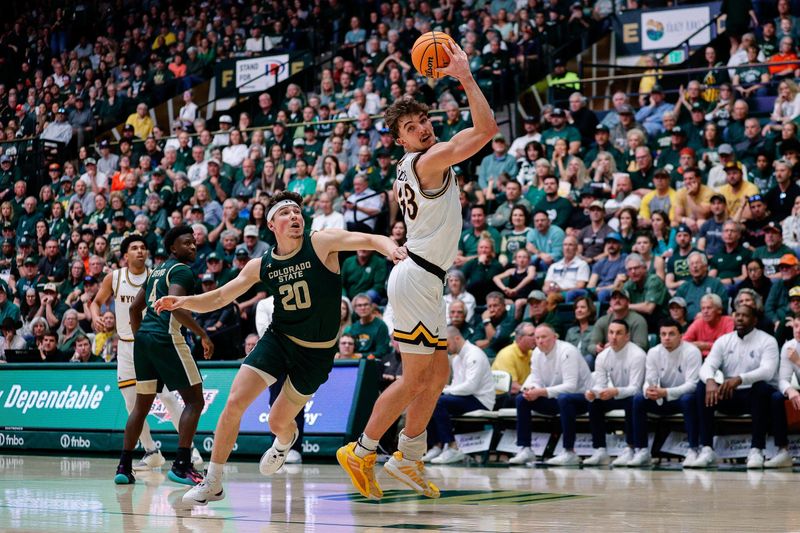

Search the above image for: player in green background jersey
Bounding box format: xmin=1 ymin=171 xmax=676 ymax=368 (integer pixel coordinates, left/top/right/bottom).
xmin=114 ymin=225 xmax=214 ymax=486
xmin=155 ymin=191 xmax=406 ymax=505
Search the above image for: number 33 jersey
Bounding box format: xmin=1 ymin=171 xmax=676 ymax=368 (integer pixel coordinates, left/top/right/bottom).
xmin=395 ymin=152 xmax=462 ymax=270
xmin=260 ymin=235 xmax=342 ymax=347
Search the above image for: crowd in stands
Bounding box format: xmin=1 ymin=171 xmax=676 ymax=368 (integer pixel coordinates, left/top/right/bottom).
xmin=0 ymin=0 xmax=799 ymax=466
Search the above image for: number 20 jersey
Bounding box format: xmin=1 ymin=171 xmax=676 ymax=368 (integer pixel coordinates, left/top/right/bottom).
xmin=259 ymin=235 xmax=342 ymax=346
xmin=395 ymin=152 xmax=462 ymax=270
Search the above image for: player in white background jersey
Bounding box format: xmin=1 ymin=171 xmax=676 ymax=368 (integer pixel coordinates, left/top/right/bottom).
xmin=338 ymin=40 xmax=498 ymax=500
xmin=91 ymin=234 xmax=202 ymax=470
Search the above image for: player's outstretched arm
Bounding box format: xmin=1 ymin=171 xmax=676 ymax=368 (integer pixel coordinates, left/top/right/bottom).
xmin=155 ymin=258 xmax=263 ymax=314
xmin=312 ymin=229 xmax=407 ymax=263
xmin=418 ymin=40 xmax=498 ymax=179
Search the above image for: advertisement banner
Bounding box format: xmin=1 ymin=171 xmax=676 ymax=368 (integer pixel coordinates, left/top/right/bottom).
xmin=0 ymin=364 xmax=359 ymax=434
xmin=235 ymin=54 xmax=290 ymax=94
xmin=613 ymin=2 xmax=721 ymax=56
xmin=640 ymin=6 xmax=712 ymax=51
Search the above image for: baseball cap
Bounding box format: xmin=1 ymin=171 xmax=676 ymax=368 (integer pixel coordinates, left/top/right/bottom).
xmin=378 ymin=127 xmax=391 ymax=135
xmin=492 ymin=132 xmax=506 ymax=142
xmin=724 ymin=160 xmax=743 ymax=172
xmin=651 ymin=84 xmax=664 ymax=93
xmin=679 ymin=147 xmax=696 ymax=157
xmin=0 ymin=155 xmax=10 ymax=164
xmin=293 ymin=138 xmax=305 ymax=147
xmin=670 ymin=126 xmax=686 ymax=136
xmin=522 ymin=115 xmax=538 ymax=124
xmin=219 ymin=114 xmax=233 ymax=124
xmin=85 ymin=157 xmax=97 ymax=166
xmin=60 ymin=175 xmax=72 ymax=182
xmin=207 ymin=159 xmax=220 ymax=167
xmin=764 ymin=221 xmax=782 ymax=234
xmin=618 ymin=104 xmax=634 ymax=114
xmin=748 ymin=193 xmax=765 ymax=204
xmin=604 ymin=232 xmax=622 ymax=243
xmin=80 ymin=225 xmax=95 ymax=235
xmin=123 ymin=124 xmax=135 ymax=132
xmin=49 ymin=163 xmax=61 ymax=171
xmin=152 ymin=167 xmax=166 ymax=176
xmin=691 ymin=102 xmax=705 ymax=111
xmin=676 ymin=223 xmax=692 ymax=235
xmin=190 ymin=204 xmax=204 ymax=213
xmin=99 ymin=140 xmax=110 ymax=149
xmin=527 ymin=290 xmax=547 ymax=302
xmin=595 ymin=124 xmax=610 ymax=133
xmin=84 ymin=275 xmax=98 ymax=284
xmin=790 ymin=286 xmax=800 ymax=299
xmin=780 ymin=253 xmax=799 ymax=266
xmin=304 ymin=124 xmax=316 ymax=132
xmin=588 ymin=200 xmax=604 ymax=210
xmin=669 ymin=296 xmax=687 ymax=308
xmin=155 ymin=247 xmax=167 ymax=257
xmin=710 ymin=193 xmax=726 ymax=203
xmin=356 ymin=129 xmax=370 ymax=138
xmin=234 ymin=247 xmax=250 ymax=258
xmin=201 ymin=272 xmax=215 ymax=283
xmin=206 ymin=252 xmax=221 ymax=262
xmin=718 ymin=144 xmax=734 ymax=155
xmin=43 ymin=282 xmax=58 ymax=293
xmin=550 ymin=108 xmax=566 ymax=118
xmin=611 ymin=288 xmax=630 ymax=299
xmin=18 ymin=236 xmax=31 ymax=247
xmin=23 ymin=256 xmax=37 ymax=266
xmin=57 ymin=107 xmax=66 ymax=114
xmin=243 ymin=225 xmax=259 ymax=238
xmin=113 ymin=210 xmax=126 ymax=219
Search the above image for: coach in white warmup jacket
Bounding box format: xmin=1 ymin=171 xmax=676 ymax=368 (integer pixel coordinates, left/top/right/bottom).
xmin=423 ymin=326 xmax=495 ymax=465
xmin=693 ymin=304 xmax=779 ymax=469
xmin=508 ymin=323 xmax=593 ymax=466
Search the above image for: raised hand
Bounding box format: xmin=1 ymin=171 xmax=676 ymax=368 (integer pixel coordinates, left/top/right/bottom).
xmin=437 ymin=40 xmax=471 ymax=81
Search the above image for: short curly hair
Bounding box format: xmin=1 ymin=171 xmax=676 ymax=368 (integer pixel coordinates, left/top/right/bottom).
xmin=384 ymin=95 xmax=430 ymax=140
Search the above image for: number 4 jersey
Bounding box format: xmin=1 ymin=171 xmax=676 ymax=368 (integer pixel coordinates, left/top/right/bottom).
xmin=260 ymin=234 xmax=342 ymax=347
xmin=395 ymin=152 xmax=462 ymax=270
xmin=138 ymin=258 xmax=196 ymax=337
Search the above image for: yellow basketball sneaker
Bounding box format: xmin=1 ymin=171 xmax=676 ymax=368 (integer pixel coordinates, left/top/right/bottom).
xmin=384 ymin=451 xmax=440 ymax=498
xmin=336 ymin=442 xmax=383 ymax=500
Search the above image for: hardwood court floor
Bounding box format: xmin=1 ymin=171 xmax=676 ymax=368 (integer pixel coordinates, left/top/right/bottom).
xmin=1 ymin=454 xmax=799 ymax=532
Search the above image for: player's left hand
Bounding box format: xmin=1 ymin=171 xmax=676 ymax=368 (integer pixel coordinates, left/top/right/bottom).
xmin=154 ymin=295 xmax=184 ymax=314
xmin=437 ymin=40 xmax=470 ymax=81
xmin=201 ymin=335 xmax=214 ymax=360
xmin=391 ymin=245 xmax=408 ymax=264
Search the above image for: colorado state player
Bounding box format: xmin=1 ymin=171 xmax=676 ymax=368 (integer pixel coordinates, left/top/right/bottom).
xmin=91 ymin=234 xmax=202 ymax=471
xmin=153 ymin=191 xmax=405 ymax=505
xmin=338 ymin=39 xmax=498 ymax=499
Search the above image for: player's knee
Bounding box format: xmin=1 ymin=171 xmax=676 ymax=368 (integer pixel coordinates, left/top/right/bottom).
xmin=224 ymin=394 xmax=249 ymax=416
xmin=269 ymin=417 xmax=296 ymax=437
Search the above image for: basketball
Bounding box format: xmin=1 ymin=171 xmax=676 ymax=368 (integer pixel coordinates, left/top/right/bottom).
xmin=411 ymin=31 xmax=456 ymax=79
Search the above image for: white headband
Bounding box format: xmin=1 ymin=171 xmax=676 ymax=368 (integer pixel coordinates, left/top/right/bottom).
xmin=267 ymin=199 xmax=300 ymax=222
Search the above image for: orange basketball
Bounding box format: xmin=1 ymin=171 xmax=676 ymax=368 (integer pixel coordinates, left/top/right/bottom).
xmin=411 ymin=31 xmax=455 ymax=79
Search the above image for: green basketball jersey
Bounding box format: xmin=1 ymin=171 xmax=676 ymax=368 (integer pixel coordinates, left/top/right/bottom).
xmin=139 ymin=258 xmax=196 ymax=336
xmin=260 ymin=235 xmax=342 ymax=347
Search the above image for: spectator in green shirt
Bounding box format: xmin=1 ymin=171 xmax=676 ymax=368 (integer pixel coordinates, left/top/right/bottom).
xmin=709 ymin=220 xmax=751 ymax=287
xmin=455 ymin=205 xmax=502 ymax=267
xmin=622 ymin=253 xmax=668 ymax=331
xmin=341 ymin=249 xmax=388 ymax=302
xmin=733 ymin=46 xmax=770 ymax=99
xmin=0 ymin=279 xmax=20 ymax=325
xmin=344 ymin=293 xmax=391 ymax=360
xmin=534 ymin=175 xmax=573 ymax=229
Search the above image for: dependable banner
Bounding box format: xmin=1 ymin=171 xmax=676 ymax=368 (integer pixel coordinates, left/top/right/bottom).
xmin=613 ymin=2 xmax=722 ymax=56
xmin=0 ymin=364 xmax=359 ymax=434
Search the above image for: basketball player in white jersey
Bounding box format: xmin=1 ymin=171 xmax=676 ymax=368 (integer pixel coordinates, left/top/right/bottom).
xmin=338 ymin=40 xmax=498 ymax=500
xmin=91 ymin=234 xmax=202 ymax=470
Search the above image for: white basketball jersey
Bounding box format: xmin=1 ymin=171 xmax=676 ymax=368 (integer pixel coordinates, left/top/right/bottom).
xmin=112 ymin=267 xmax=149 ymax=341
xmin=395 ymin=152 xmax=462 ymax=270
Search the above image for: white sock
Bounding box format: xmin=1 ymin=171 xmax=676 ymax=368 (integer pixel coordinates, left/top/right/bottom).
xmin=158 ymin=387 xmax=184 ymax=433
xmin=206 ymin=462 xmax=224 ymax=485
xmin=398 ymin=430 xmax=427 ymax=462
xmin=121 ymin=386 xmax=156 ymax=450
xmin=355 ymin=434 xmax=380 ymax=458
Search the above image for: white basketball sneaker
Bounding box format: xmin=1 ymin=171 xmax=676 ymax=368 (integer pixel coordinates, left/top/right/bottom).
xmin=627 ymin=449 xmax=652 ymax=467
xmin=746 ymin=448 xmax=764 ymax=469
xmin=430 ymin=447 xmax=466 ymax=464
xmin=259 ymin=429 xmax=299 ymax=475
xmin=763 ymin=449 xmax=793 ymax=469
xmin=191 ymin=447 xmax=204 ymax=469
xmin=133 ymin=449 xmax=165 ymax=471
xmin=422 ymin=446 xmax=443 ymax=463
xmin=183 ymin=478 xmax=225 ymax=505
xmin=692 ymin=446 xmax=717 ymax=468
xmin=508 ymin=447 xmax=536 ymax=465
xmin=612 ymin=447 xmax=634 ymax=467
xmin=582 ymin=448 xmax=611 ymax=466
xmin=682 ymin=449 xmax=699 ymax=468
xmin=545 ymin=451 xmax=580 ymax=466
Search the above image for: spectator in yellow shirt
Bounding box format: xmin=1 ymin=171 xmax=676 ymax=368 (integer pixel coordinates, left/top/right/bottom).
xmin=491 ymin=321 xmax=537 ymax=407
xmin=125 ymin=103 xmax=154 ymax=139
xmin=638 ymin=169 xmax=677 ymax=227
xmin=717 ymin=161 xmax=759 ymax=218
